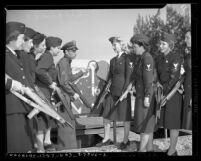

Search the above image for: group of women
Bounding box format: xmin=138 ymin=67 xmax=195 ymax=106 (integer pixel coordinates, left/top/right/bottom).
xmin=96 ymin=29 xmax=192 ymax=156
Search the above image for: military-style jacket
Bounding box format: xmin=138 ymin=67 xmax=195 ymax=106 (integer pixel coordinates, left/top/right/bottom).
xmin=108 ymin=53 xmax=133 ymax=97
xmin=16 ymin=50 xmax=36 ymax=89
xmin=156 ymin=52 xmax=183 ymax=95
xmin=133 ymin=51 xmax=155 ymax=100
xmin=56 ymin=56 xmax=84 ymax=96
xmin=35 ymin=51 xmax=57 ymax=99
xmin=5 ymin=47 xmax=32 ymax=114
xmin=183 ymin=49 xmax=191 ymax=107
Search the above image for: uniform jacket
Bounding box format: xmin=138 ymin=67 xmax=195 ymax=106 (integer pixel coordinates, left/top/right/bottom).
xmin=16 ymin=51 xmax=36 ymax=89
xmin=156 ymin=52 xmax=183 ymax=96
xmin=5 ymin=47 xmax=32 ymax=114
xmin=108 ymin=53 xmax=133 ymax=97
xmin=56 ymin=56 xmax=84 ymax=96
xmin=183 ymin=50 xmax=191 ymax=107
xmin=35 ymin=50 xmax=57 ymax=99
xmin=133 ymin=51 xmax=155 ymax=101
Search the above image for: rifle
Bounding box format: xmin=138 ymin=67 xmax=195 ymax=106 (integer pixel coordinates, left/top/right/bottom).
xmin=155 ymin=76 xmax=184 ymax=123
xmin=94 ymin=79 xmax=112 ymax=109
xmin=68 ymin=82 xmax=92 ymax=109
xmin=160 ymin=76 xmax=184 ymax=107
xmin=54 ymin=87 xmax=75 ymax=121
xmin=114 ymin=81 xmax=135 ymax=106
xmin=6 ymin=74 xmax=74 ymax=128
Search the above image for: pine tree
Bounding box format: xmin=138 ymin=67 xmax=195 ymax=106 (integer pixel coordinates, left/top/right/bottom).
xmin=133 ymin=6 xmax=191 ymax=58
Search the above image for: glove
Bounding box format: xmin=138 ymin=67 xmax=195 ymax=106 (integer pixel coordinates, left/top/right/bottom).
xmin=11 ymin=80 xmax=24 ymax=94
xmin=144 ymin=97 xmax=150 ymax=108
xmin=180 ymin=65 xmax=185 ymax=75
xmin=49 ymin=82 xmax=57 ymax=91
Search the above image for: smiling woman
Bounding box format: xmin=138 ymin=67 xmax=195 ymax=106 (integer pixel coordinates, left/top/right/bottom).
xmin=6 ymin=9 xmax=157 ymax=61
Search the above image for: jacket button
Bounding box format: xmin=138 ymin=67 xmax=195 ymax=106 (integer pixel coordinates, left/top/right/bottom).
xmin=22 ymin=76 xmax=25 ymax=79
xmin=21 ymin=68 xmax=23 ymax=70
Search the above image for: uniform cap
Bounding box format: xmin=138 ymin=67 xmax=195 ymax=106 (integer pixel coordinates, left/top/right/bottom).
xmin=160 ymin=32 xmax=176 ymax=45
xmin=61 ymin=40 xmax=78 ymax=50
xmin=108 ymin=36 xmax=122 ymax=44
xmin=6 ymin=21 xmax=25 ymax=40
xmin=130 ymin=34 xmax=149 ymax=46
xmin=46 ymin=36 xmax=62 ymax=48
xmin=24 ymin=27 xmax=36 ymax=39
xmin=32 ymin=32 xmax=46 ymax=45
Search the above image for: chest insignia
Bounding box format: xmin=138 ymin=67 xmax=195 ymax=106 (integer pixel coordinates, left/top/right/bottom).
xmin=173 ymin=63 xmax=178 ymax=71
xmin=146 ymin=64 xmax=152 ymax=71
xmin=129 ymin=62 xmax=134 ymax=68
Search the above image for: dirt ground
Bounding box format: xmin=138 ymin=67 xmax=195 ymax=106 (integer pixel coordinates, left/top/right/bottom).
xmin=53 ymin=129 xmax=192 ymax=155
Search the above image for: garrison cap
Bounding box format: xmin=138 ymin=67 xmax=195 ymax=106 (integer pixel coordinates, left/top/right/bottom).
xmin=6 ymin=21 xmax=25 ymax=40
xmin=160 ymin=32 xmax=176 ymax=45
xmin=24 ymin=27 xmax=36 ymax=39
xmin=61 ymin=40 xmax=78 ymax=50
xmin=46 ymin=36 xmax=62 ymax=48
xmin=32 ymin=32 xmax=46 ymax=45
xmin=130 ymin=34 xmax=150 ymax=46
xmin=108 ymin=36 xmax=122 ymax=44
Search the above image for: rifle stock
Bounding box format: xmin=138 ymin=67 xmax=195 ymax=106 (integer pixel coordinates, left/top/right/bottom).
xmin=94 ymin=79 xmax=112 ymax=109
xmin=114 ymin=81 xmax=134 ymax=106
xmin=69 ymin=82 xmax=92 ymax=109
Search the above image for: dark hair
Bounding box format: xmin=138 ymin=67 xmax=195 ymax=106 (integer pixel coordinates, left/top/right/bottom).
xmin=133 ymin=40 xmax=150 ymax=52
xmin=6 ymin=30 xmax=20 ymax=44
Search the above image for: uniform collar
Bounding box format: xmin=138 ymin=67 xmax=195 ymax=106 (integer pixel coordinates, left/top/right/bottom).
xmin=64 ymin=54 xmax=72 ymax=64
xmin=6 ymin=45 xmax=17 ymax=56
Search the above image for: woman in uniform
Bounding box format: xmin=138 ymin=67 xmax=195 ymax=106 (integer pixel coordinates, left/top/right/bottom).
xmin=35 ymin=36 xmax=62 ymax=152
xmin=96 ymin=37 xmax=133 ymax=150
xmin=130 ymin=34 xmax=156 ymax=152
xmin=182 ymin=28 xmax=192 ymax=130
xmin=156 ymin=32 xmax=183 ymax=156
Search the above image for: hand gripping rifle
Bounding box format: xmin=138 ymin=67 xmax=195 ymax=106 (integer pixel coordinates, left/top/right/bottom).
xmin=155 ymin=76 xmax=185 ymax=123
xmin=6 ymin=74 xmax=74 ymax=129
xmin=114 ymin=81 xmax=135 ymax=106
xmin=94 ymin=79 xmax=112 ymax=110
xmin=68 ymin=82 xmax=92 ymax=109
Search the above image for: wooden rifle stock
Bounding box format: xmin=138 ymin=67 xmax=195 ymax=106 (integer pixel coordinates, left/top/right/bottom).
xmin=94 ymin=79 xmax=112 ymax=109
xmin=114 ymin=81 xmax=134 ymax=106
xmin=69 ymin=82 xmax=92 ymax=109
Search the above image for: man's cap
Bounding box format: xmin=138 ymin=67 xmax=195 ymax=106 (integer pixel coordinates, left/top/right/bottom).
xmin=108 ymin=36 xmax=123 ymax=44
xmin=160 ymin=32 xmax=176 ymax=45
xmin=45 ymin=36 xmax=62 ymax=48
xmin=6 ymin=21 xmax=25 ymax=40
xmin=32 ymin=32 xmax=46 ymax=45
xmin=130 ymin=34 xmax=150 ymax=46
xmin=61 ymin=40 xmax=78 ymax=50
xmin=24 ymin=27 xmax=36 ymax=39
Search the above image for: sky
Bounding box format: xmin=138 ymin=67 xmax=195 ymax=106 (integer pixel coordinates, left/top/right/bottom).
xmin=6 ymin=8 xmax=160 ymax=64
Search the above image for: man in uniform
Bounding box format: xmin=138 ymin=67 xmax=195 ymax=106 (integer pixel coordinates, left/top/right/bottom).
xmin=35 ymin=36 xmax=62 ymax=152
xmin=56 ymin=40 xmax=88 ymax=150
xmin=5 ymin=22 xmax=34 ymax=153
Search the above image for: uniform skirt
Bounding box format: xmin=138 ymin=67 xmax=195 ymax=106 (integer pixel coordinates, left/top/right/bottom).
xmin=131 ymin=95 xmax=157 ymax=133
xmin=158 ymin=92 xmax=182 ymax=129
xmin=56 ymin=93 xmax=77 ymax=150
xmin=102 ymin=93 xmax=131 ymax=122
xmin=7 ymin=113 xmax=33 ymax=153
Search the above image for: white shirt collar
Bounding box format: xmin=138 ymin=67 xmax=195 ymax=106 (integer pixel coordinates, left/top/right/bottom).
xmin=6 ymin=45 xmax=17 ymax=56
xmin=117 ymin=51 xmax=124 ymax=58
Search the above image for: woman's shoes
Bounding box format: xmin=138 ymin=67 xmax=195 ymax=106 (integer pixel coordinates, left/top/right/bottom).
xmin=44 ymin=143 xmax=56 ymax=151
xmin=95 ymin=139 xmax=113 ymax=147
xmin=165 ymin=149 xmax=178 ymax=156
xmin=118 ymin=140 xmax=130 ymax=150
